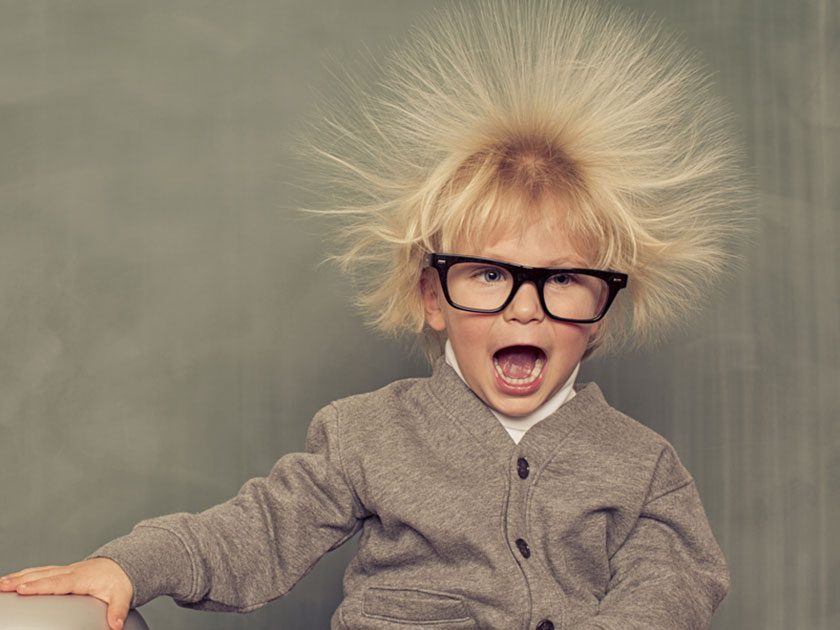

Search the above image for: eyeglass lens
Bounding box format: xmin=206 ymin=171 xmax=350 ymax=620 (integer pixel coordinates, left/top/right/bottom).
xmin=446 ymin=262 xmax=608 ymax=320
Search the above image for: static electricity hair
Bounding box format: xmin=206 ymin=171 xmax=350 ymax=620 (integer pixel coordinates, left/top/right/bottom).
xmin=299 ymin=0 xmax=753 ymax=363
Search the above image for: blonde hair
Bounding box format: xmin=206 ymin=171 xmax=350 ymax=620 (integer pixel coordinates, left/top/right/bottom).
xmin=298 ymin=0 xmax=753 ymax=363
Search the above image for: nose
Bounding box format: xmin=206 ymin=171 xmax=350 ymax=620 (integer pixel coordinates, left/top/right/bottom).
xmin=503 ymin=281 xmax=545 ymax=323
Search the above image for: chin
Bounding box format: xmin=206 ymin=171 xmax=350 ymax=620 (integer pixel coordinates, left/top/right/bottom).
xmin=491 ymin=396 xmax=541 ymax=417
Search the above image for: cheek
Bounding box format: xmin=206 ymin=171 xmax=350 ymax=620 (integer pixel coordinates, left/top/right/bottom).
xmin=447 ymin=316 xmax=493 ymax=360
xmin=552 ymin=324 xmax=592 ymax=355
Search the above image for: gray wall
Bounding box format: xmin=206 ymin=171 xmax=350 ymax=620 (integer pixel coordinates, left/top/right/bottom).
xmin=0 ymin=1 xmax=836 ymax=629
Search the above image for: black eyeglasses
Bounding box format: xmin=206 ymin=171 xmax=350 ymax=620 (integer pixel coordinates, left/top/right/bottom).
xmin=425 ymin=253 xmax=628 ymax=323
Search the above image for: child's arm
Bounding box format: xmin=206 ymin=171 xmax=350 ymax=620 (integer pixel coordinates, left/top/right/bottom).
xmin=84 ymin=402 xmax=365 ymax=613
xmin=91 ymin=406 xmax=362 ymax=612
xmin=581 ymin=445 xmax=730 ymax=630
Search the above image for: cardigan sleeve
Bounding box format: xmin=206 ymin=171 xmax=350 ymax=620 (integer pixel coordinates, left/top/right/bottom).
xmin=86 ymin=403 xmax=366 ymax=612
xmin=583 ymin=444 xmax=730 ymax=630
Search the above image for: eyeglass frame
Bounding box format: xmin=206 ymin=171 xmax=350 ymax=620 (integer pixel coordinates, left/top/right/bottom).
xmin=425 ymin=252 xmax=629 ymax=323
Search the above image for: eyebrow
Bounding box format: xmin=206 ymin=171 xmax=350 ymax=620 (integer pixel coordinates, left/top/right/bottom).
xmin=546 ymin=258 xmax=588 ymax=267
xmin=481 ymin=253 xmax=589 ymax=268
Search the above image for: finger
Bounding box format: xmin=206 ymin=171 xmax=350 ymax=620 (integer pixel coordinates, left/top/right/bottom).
xmin=15 ymin=574 xmax=79 ymax=596
xmin=0 ymin=579 xmax=17 ymax=591
xmin=107 ymin=591 xmax=132 ymax=630
xmin=3 ymin=568 xmax=72 ymax=588
xmin=1 ymin=565 xmax=63 ymax=580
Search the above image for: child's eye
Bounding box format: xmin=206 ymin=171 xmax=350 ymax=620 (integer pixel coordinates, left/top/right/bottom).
xmin=472 ymin=267 xmax=505 ymax=283
xmin=548 ymin=272 xmax=576 ymax=286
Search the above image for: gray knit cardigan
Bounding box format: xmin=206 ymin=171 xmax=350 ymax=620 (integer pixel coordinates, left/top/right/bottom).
xmin=89 ymin=356 xmax=730 ymax=629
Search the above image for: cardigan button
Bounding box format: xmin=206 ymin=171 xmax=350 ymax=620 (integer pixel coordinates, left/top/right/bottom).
xmin=515 ymin=538 xmax=531 ymax=558
xmin=517 ymin=457 xmax=530 ymax=479
xmin=536 ymin=620 xmax=554 ymax=630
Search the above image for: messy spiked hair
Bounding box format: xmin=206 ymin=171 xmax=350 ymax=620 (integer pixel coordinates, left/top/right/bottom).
xmin=300 ymin=0 xmax=752 ymax=363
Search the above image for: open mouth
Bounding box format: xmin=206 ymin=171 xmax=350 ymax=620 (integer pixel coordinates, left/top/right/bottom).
xmin=492 ymin=345 xmax=547 ymax=388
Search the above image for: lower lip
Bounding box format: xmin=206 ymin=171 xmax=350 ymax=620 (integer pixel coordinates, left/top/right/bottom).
xmin=492 ymin=358 xmax=546 ymax=396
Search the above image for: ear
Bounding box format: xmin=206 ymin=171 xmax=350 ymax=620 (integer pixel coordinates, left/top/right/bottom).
xmin=586 ymin=320 xmax=603 ymax=349
xmin=419 ymin=268 xmax=447 ymax=332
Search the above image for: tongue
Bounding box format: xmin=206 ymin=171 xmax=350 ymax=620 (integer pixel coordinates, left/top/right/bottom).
xmin=495 ymin=346 xmax=540 ymax=379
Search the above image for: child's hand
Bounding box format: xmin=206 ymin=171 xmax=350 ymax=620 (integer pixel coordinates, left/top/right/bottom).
xmin=0 ymin=557 xmax=133 ymax=630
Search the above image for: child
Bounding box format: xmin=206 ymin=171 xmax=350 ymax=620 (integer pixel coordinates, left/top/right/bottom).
xmin=0 ymin=1 xmax=749 ymax=628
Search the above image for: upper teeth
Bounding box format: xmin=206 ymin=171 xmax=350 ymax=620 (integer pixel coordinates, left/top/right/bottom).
xmin=493 ymin=356 xmax=546 ymax=385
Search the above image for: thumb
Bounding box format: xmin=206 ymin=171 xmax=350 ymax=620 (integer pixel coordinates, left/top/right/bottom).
xmin=107 ymin=593 xmax=131 ymax=630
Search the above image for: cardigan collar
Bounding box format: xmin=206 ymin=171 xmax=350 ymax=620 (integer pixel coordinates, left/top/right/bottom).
xmin=423 ymin=354 xmax=610 ymax=467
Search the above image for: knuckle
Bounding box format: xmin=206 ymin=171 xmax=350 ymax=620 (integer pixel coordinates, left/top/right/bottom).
xmin=39 ymin=577 xmax=56 ymax=588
